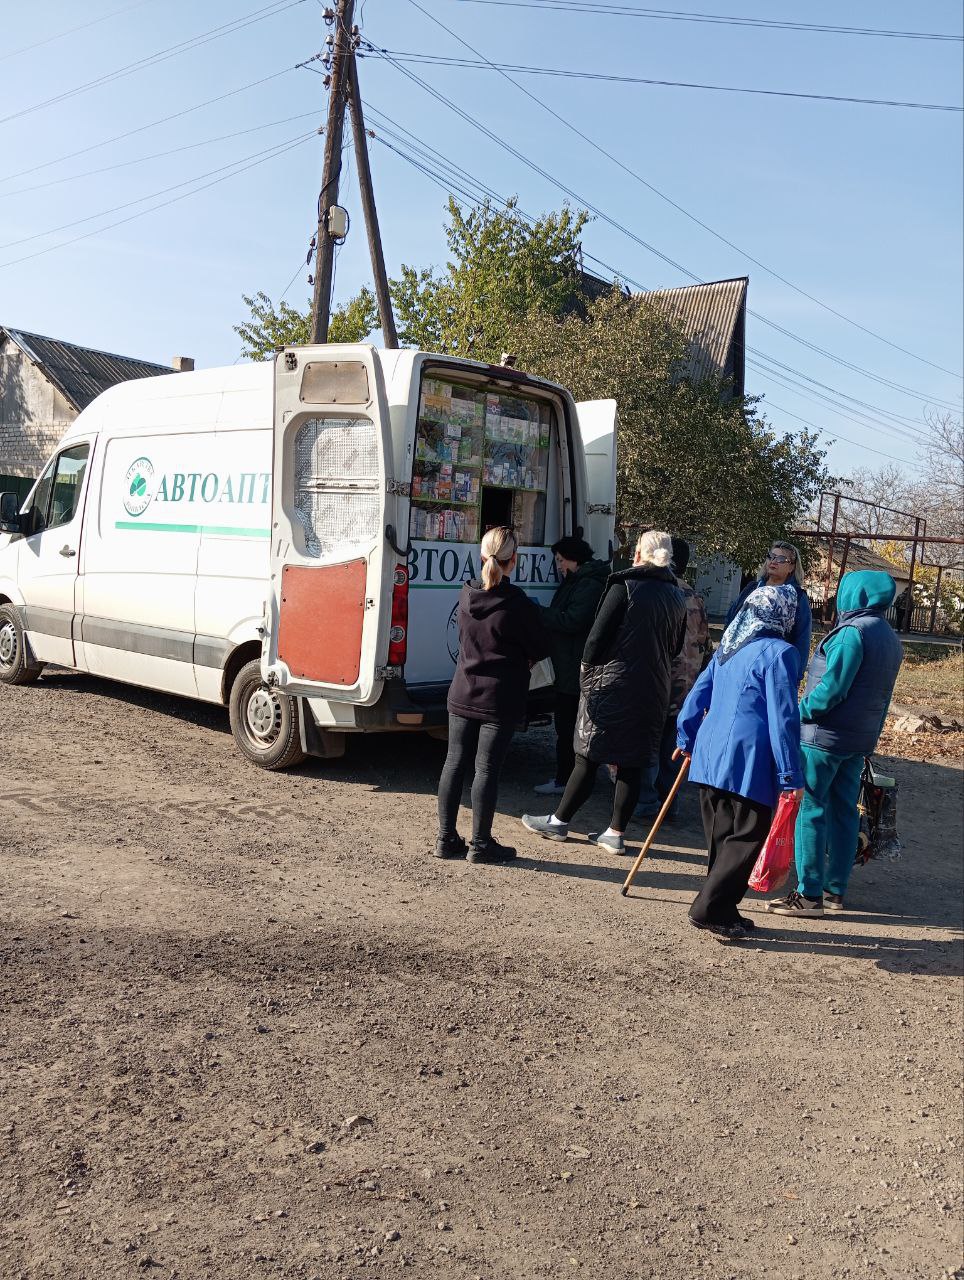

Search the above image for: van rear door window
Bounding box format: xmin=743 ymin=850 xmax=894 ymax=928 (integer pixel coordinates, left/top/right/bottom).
xmin=410 ymin=377 xmax=552 ymax=546
xmin=294 ymin=416 xmax=379 ymax=557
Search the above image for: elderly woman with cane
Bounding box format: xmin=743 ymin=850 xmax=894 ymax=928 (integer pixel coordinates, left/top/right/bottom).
xmin=676 ymin=584 xmax=804 ymax=942
xmin=521 ymin=530 xmax=686 ymax=856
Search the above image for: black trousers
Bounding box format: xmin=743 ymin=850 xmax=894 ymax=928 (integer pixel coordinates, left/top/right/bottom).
xmin=437 ymin=713 xmax=516 ymax=844
xmin=553 ymin=691 xmax=580 ymax=786
xmin=690 ymin=786 xmax=773 ymax=925
xmin=555 ymin=753 xmax=642 ymax=831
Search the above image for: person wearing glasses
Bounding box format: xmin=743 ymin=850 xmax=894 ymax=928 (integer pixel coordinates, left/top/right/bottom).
xmin=726 ymin=541 xmax=812 ymax=673
xmin=436 ymin=526 xmax=549 ymax=865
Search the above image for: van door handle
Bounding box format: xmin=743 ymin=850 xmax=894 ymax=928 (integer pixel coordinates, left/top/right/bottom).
xmin=59 ymin=545 xmax=76 ymax=558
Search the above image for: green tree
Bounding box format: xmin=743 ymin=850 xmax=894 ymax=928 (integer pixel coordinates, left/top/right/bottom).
xmin=390 ymin=197 xmax=590 ymax=358
xmin=234 ymin=287 xmax=379 ymax=360
xmin=504 ymin=291 xmax=832 ymax=566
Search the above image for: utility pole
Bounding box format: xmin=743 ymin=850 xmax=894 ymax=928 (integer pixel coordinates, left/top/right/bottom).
xmin=310 ymin=0 xmax=356 ymax=343
xmin=347 ymin=57 xmax=398 ymax=348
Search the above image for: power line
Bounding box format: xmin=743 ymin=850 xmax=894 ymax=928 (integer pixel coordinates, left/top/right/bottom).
xmin=0 ymin=0 xmax=307 ymax=128
xmin=0 ymin=65 xmax=301 ymax=185
xmin=0 ymin=135 xmax=314 ymax=271
xmin=370 ymin=50 xmax=964 ymax=112
xmin=0 ymin=113 xmax=323 ymax=199
xmin=387 ymin=4 xmax=964 ymax=384
xmin=0 ymin=0 xmax=156 ymax=63
xmin=0 ymin=131 xmax=318 ymax=253
xmin=451 ymin=1 xmax=964 ymax=42
xmin=361 ymin=108 xmax=939 ymax=457
xmin=757 ymin=400 xmax=924 ymax=468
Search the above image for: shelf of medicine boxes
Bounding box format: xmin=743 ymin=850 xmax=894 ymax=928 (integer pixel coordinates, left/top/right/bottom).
xmin=410 ymin=497 xmax=479 ymax=508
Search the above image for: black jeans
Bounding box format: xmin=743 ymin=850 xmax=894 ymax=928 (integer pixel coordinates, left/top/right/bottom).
xmin=553 ymin=691 xmax=580 ymax=786
xmin=437 ymin=713 xmax=516 ymax=845
xmin=690 ymin=786 xmax=773 ymax=925
xmin=555 ymin=753 xmax=642 ymax=832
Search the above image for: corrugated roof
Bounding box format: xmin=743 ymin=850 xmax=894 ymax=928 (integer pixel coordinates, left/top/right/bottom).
xmin=635 ymin=277 xmax=747 ymax=396
xmin=1 ymin=326 xmax=173 ymax=412
xmin=808 ymin=534 xmax=910 ymax=582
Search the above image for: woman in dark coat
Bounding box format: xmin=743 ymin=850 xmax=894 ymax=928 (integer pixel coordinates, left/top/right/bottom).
xmin=436 ymin=525 xmax=549 ymax=865
xmin=533 ymin=536 xmax=609 ymax=796
xmin=521 ymin=531 xmax=686 ymax=856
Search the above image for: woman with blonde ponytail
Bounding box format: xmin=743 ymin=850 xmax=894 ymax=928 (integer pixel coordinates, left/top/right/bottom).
xmin=436 ymin=527 xmax=549 ymax=864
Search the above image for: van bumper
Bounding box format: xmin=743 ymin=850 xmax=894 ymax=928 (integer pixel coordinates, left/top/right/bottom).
xmin=305 ymin=679 xmax=556 ymax=734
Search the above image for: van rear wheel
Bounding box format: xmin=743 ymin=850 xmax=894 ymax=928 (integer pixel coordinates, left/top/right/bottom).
xmin=229 ymin=659 xmax=306 ymax=770
xmin=0 ymin=604 xmax=44 ymax=686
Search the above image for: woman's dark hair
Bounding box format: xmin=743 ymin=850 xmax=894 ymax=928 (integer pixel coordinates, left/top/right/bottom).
xmin=670 ymin=537 xmax=691 ymax=575
xmin=551 ymin=535 xmax=594 ymax=564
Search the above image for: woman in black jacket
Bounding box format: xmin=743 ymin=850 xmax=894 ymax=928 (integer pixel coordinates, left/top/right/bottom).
xmin=436 ymin=526 xmax=549 ymax=865
xmin=522 ymin=530 xmax=686 ymax=856
xmin=533 ymin=536 xmax=609 ymax=797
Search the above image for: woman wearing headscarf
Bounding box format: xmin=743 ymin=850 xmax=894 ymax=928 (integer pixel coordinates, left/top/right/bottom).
xmin=726 ymin=541 xmax=812 ymax=673
xmin=676 ymin=585 xmax=804 ymax=941
xmin=521 ymin=531 xmax=686 ymax=856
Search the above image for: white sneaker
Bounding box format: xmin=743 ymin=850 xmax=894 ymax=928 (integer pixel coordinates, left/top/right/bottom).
xmin=589 ymin=830 xmax=626 ymax=855
xmin=533 ymin=779 xmax=565 ymax=796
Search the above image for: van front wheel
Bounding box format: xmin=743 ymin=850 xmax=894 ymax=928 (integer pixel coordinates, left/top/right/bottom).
xmin=0 ymin=604 xmax=44 ymax=686
xmin=229 ymin=659 xmax=306 ymax=770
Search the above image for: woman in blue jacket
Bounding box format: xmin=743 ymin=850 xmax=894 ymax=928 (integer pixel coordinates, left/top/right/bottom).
xmin=677 ymin=585 xmax=804 ymax=941
xmin=725 ymin=541 xmax=812 ymax=674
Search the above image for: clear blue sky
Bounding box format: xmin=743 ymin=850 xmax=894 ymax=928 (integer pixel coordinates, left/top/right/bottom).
xmin=1 ymin=0 xmax=961 ymax=482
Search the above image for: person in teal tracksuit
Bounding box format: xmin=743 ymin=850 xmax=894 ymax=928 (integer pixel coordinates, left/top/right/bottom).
xmin=768 ymin=570 xmax=903 ymax=919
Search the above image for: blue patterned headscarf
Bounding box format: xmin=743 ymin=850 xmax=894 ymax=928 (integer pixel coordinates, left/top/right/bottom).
xmin=718 ymin=584 xmax=797 ymax=664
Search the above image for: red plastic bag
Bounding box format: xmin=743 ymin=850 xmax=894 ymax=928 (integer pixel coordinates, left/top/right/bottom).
xmin=748 ymin=792 xmax=800 ymax=894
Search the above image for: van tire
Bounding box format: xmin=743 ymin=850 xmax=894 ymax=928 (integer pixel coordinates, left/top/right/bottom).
xmin=0 ymin=604 xmax=44 ymax=686
xmin=229 ymin=659 xmax=306 ymax=770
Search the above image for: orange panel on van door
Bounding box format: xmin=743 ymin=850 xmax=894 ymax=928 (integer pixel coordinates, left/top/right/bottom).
xmin=278 ymin=560 xmax=367 ymax=684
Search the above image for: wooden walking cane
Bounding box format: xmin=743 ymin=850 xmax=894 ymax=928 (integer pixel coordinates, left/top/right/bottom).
xmin=620 ymin=749 xmax=690 ymax=896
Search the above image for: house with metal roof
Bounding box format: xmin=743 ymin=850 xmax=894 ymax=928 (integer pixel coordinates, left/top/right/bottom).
xmin=0 ymin=327 xmax=189 ymax=496
xmin=579 ymin=271 xmax=748 ymax=399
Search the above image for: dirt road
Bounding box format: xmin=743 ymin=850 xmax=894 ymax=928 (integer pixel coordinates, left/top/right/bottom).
xmin=1 ymin=670 xmax=962 ymax=1280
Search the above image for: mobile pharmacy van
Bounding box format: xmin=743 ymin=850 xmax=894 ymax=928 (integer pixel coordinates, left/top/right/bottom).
xmin=0 ymin=345 xmax=616 ymax=769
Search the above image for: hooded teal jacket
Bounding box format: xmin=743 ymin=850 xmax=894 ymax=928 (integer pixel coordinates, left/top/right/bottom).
xmin=800 ymin=570 xmax=903 ymax=756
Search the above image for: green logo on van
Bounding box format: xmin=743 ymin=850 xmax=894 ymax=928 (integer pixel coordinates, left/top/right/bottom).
xmin=124 ymin=457 xmax=154 ymax=517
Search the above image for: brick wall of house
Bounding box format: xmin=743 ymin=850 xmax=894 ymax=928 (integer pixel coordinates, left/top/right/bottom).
xmin=0 ymin=338 xmax=76 ymax=482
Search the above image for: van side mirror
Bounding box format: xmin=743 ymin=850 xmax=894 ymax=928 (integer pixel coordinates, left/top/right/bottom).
xmin=0 ymin=491 xmax=21 ymax=533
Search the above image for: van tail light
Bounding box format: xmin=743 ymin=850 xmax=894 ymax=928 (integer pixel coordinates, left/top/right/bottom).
xmin=387 ymin=564 xmax=409 ymax=667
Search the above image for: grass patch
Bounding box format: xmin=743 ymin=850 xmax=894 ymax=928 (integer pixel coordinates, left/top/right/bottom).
xmin=894 ymin=648 xmax=964 ymax=719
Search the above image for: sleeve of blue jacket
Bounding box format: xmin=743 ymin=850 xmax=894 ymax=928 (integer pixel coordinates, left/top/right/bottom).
xmin=765 ymin=647 xmax=804 ymax=791
xmin=790 ymin=590 xmax=813 ymax=674
xmin=799 ymin=626 xmax=863 ymax=721
xmin=676 ymin=657 xmax=715 ymax=754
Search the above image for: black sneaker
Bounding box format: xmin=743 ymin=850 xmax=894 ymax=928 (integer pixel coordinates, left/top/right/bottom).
xmin=824 ymin=892 xmax=844 ymax=912
xmin=735 ymin=913 xmax=757 ymax=932
xmin=434 ymin=834 xmax=468 ymax=860
xmin=767 ymin=890 xmax=824 ymax=917
xmin=688 ymin=916 xmax=746 ymax=944
xmin=467 ymin=838 xmax=517 ymax=865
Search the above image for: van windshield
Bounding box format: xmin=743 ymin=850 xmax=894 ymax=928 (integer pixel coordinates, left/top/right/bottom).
xmin=410 ymin=375 xmax=553 ymax=547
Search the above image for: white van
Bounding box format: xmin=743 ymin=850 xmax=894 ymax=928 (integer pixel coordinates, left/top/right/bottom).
xmin=0 ymin=345 xmax=616 ymax=768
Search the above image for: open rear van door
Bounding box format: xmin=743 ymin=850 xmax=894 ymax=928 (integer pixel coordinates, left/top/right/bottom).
xmin=264 ymin=345 xmax=392 ymax=704
xmin=576 ymin=399 xmax=617 ymax=560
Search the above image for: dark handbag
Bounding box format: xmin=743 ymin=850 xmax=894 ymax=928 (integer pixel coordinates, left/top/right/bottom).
xmin=855 ymin=757 xmax=902 ymax=865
